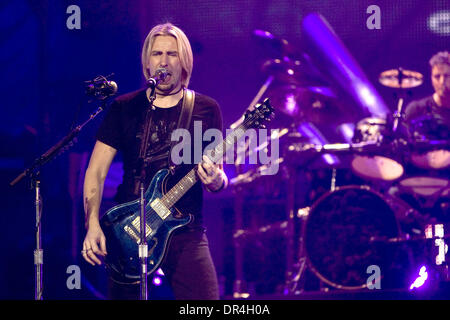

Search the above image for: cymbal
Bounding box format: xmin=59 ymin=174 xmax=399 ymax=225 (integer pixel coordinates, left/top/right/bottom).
xmin=262 ymin=58 xmax=329 ymax=87
xmin=305 ymin=86 xmax=336 ymax=99
xmin=253 ymin=29 xmax=299 ymax=58
xmin=379 ymin=68 xmax=423 ymax=89
xmin=263 ymin=83 xmax=357 ymax=127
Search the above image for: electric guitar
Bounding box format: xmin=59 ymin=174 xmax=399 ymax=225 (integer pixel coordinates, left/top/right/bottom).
xmin=100 ymin=98 xmax=274 ymax=282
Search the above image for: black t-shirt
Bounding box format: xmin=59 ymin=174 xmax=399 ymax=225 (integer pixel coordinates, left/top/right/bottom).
xmin=96 ymin=88 xmax=223 ymax=226
xmin=404 ymin=95 xmax=450 ymax=141
xmin=401 ymin=95 xmax=450 ymax=176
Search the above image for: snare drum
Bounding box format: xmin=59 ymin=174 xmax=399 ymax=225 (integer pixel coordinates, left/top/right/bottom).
xmin=302 ymin=185 xmax=412 ymax=289
xmin=351 ymin=117 xmax=404 ymax=181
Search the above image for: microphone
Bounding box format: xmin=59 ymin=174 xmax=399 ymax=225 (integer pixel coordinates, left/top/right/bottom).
xmin=146 ymin=68 xmax=169 ymax=88
xmin=85 ymin=75 xmax=118 ymax=99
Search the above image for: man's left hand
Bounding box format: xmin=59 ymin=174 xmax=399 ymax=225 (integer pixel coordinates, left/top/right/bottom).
xmin=197 ymin=155 xmax=225 ymax=192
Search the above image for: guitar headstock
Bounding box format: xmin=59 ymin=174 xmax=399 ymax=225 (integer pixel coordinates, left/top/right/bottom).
xmin=243 ymin=98 xmax=274 ymax=129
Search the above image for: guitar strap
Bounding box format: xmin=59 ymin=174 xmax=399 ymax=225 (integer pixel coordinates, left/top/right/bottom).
xmin=168 ymin=88 xmax=195 ymax=170
xmin=134 ymin=88 xmax=195 ymax=195
xmin=143 ymin=88 xmax=195 ymax=166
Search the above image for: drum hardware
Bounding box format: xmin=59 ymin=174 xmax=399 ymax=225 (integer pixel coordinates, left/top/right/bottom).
xmin=284 ymin=205 xmax=311 ymax=295
xmin=369 ymin=233 xmax=450 ymax=243
xmin=378 ymin=68 xmax=422 ymax=135
xmin=411 ymin=139 xmax=450 ymax=151
xmin=330 ymin=167 xmax=337 ymax=191
xmin=398 ymin=176 xmax=449 ymax=198
xmin=285 ymin=186 xmax=449 ymax=293
xmin=283 ymin=140 xmax=396 ymax=155
xmin=232 ymin=220 xmax=289 ymax=242
xmin=253 ymin=29 xmax=301 ymax=60
xmin=261 ymin=57 xmax=330 ymax=87
xmin=282 ymin=124 xmax=342 ymax=294
xmin=261 ymin=54 xmax=356 ymax=128
xmin=298 ymin=185 xmax=413 ymax=290
xmin=229 ymin=158 xmax=285 ymax=187
xmin=284 ymin=166 xmax=342 ymax=295
xmin=229 ymin=68 xmax=280 ymax=298
xmin=350 ymin=117 xmax=405 ymax=181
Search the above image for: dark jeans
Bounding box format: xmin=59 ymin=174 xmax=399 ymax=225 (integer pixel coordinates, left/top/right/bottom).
xmin=107 ymin=227 xmax=219 ymax=300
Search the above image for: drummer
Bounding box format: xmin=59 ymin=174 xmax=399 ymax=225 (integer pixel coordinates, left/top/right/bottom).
xmin=403 ymin=51 xmax=450 ymax=170
xmin=397 ymin=51 xmax=450 ymax=225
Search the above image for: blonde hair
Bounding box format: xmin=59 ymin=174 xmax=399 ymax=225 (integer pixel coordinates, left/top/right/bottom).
xmin=141 ymin=23 xmax=193 ymax=88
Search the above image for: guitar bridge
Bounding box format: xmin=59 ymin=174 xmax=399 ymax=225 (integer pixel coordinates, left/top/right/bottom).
xmin=124 ymin=225 xmax=140 ymax=244
xmin=124 ymin=217 xmax=152 ymax=244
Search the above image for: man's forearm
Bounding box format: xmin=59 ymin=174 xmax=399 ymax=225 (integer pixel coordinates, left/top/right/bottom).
xmin=83 ymin=169 xmax=105 ymax=229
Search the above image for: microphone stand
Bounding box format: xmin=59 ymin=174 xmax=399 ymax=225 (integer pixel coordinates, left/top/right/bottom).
xmin=9 ymin=100 xmax=108 ymax=300
xmin=134 ymin=83 xmax=157 ymax=301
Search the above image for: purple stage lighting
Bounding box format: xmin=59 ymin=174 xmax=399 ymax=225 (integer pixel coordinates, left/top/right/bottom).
xmin=409 ymin=266 xmax=428 ymax=290
xmin=152 ymin=276 xmax=162 ymax=286
xmin=301 ymin=13 xmax=390 ymax=118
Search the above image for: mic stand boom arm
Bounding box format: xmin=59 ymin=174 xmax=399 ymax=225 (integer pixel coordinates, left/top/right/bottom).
xmin=9 ymin=100 xmax=107 ymax=300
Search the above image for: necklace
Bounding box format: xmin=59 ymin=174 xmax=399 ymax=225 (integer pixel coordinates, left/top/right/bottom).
xmin=157 ymin=87 xmax=183 ymax=97
xmin=148 ymin=88 xmax=184 ymax=110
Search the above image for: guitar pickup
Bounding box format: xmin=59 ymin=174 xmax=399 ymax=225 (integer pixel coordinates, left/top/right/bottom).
xmin=150 ymin=198 xmax=171 ymax=220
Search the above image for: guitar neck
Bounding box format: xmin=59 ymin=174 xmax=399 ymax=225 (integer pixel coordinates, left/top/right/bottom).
xmin=161 ymin=122 xmax=250 ymax=208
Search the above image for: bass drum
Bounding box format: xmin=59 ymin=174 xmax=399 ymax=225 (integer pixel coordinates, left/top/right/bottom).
xmin=302 ymin=185 xmax=411 ymax=290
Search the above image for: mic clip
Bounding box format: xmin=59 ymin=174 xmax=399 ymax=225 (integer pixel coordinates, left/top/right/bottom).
xmin=85 ymin=74 xmax=118 ymax=100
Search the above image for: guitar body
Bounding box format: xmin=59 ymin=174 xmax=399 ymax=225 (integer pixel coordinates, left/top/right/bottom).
xmin=99 ymin=98 xmax=274 ymax=283
xmin=100 ymin=168 xmax=192 ymax=282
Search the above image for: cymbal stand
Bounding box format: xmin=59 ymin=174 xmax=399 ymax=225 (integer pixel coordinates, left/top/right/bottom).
xmin=231 ymin=76 xmax=274 ymax=298
xmin=283 ymin=202 xmax=309 ymax=295
xmin=392 ymin=68 xmax=406 ymax=134
xmin=232 ymin=167 xmax=247 ymax=298
xmin=330 ymin=167 xmax=337 ymax=191
xmin=284 ymin=165 xmax=297 ymax=293
xmin=284 ymin=160 xmax=338 ymax=295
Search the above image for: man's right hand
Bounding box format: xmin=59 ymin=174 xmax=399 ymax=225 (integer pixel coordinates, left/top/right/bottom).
xmin=82 ymin=222 xmax=107 ymax=266
xmin=82 ymin=141 xmax=116 ymax=266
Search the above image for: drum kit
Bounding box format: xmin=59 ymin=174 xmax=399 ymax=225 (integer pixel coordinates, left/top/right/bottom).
xmin=230 ymin=53 xmax=450 ymax=295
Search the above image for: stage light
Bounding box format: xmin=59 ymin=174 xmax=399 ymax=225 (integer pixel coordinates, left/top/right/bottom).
xmin=152 ymin=276 xmax=162 ymax=286
xmin=336 ymin=123 xmax=355 ymax=143
xmin=409 ymin=266 xmax=428 ymax=290
xmin=357 ymin=85 xmax=377 ymax=112
xmin=285 ymin=93 xmax=297 ymax=115
xmin=427 ymin=11 xmax=450 ymax=36
xmin=425 ymin=224 xmax=447 ymax=266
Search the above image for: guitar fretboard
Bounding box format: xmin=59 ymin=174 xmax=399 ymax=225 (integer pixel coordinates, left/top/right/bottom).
xmin=160 ymin=119 xmax=255 ymax=209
